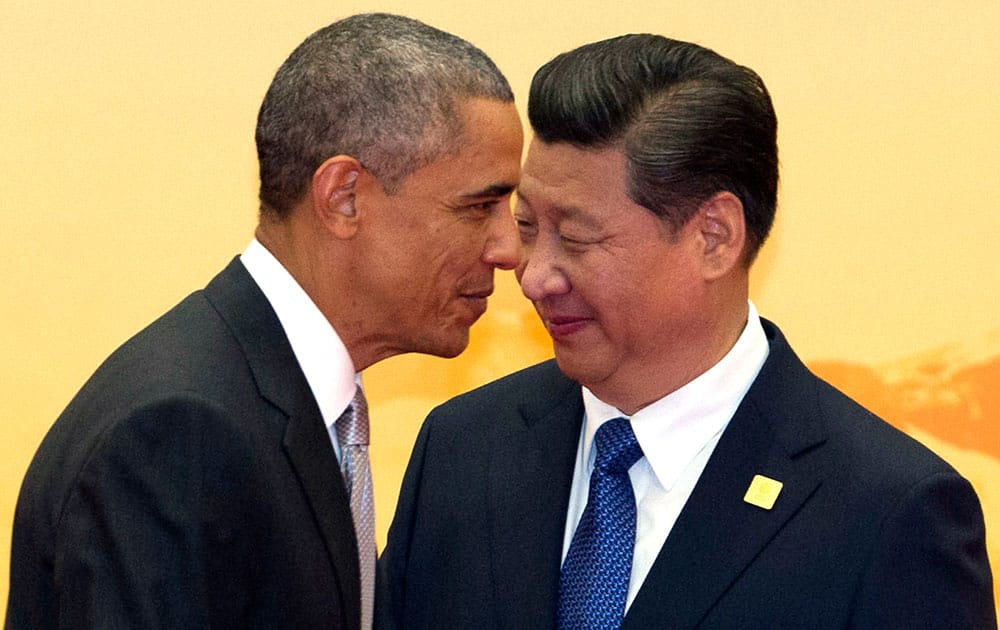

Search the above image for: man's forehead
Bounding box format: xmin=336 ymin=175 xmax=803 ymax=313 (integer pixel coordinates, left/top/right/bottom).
xmin=523 ymin=140 xmax=625 ymax=180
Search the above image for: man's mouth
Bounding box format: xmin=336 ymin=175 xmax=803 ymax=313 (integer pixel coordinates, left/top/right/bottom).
xmin=544 ymin=315 xmax=590 ymax=339
xmin=460 ymin=288 xmax=493 ymax=320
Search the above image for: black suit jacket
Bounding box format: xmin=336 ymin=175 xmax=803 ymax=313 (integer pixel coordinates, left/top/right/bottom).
xmin=7 ymin=258 xmax=362 ymax=629
xmin=378 ymin=320 xmax=995 ymax=629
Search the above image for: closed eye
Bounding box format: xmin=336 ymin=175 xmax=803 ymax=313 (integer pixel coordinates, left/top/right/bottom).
xmin=560 ymin=232 xmax=600 ymax=245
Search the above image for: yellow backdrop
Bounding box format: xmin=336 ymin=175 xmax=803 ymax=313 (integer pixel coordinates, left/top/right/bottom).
xmin=3 ymin=0 xmax=998 ymax=615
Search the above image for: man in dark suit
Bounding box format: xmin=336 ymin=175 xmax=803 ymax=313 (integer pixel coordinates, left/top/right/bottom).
xmin=6 ymin=13 xmax=522 ymax=629
xmin=378 ymin=34 xmax=996 ymax=628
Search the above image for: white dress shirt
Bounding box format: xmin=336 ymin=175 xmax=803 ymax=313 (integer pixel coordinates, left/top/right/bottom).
xmin=240 ymin=239 xmax=360 ymax=458
xmin=561 ymin=301 xmax=769 ymax=610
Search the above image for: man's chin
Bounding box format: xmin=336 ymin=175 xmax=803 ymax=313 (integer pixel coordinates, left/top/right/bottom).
xmin=553 ymin=350 xmax=607 ymax=387
xmin=423 ymin=330 xmax=471 ymax=359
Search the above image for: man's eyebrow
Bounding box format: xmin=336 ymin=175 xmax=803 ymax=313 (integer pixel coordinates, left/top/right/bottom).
xmin=516 ymin=188 xmax=590 ymax=223
xmin=459 ymin=183 xmax=516 ymax=199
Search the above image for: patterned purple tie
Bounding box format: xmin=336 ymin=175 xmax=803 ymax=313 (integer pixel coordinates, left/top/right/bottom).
xmin=558 ymin=417 xmax=644 ymax=630
xmin=336 ymin=387 xmax=375 ymax=630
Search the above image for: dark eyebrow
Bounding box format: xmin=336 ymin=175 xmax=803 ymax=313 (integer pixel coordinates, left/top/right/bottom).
xmin=459 ymin=183 xmax=516 ymax=199
xmin=514 ymin=189 xmax=598 ymax=227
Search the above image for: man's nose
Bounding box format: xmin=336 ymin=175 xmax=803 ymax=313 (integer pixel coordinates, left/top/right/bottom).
xmin=483 ymin=212 xmax=519 ymax=271
xmin=517 ymin=242 xmax=570 ymax=300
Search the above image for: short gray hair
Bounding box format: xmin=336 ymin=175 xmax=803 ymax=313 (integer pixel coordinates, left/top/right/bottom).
xmin=256 ymin=13 xmax=514 ymax=216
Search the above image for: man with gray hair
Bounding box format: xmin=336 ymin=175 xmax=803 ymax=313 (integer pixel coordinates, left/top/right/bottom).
xmin=7 ymin=13 xmax=522 ymax=629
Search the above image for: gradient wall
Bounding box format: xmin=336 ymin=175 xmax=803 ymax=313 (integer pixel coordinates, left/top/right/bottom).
xmin=3 ymin=0 xmax=998 ymax=615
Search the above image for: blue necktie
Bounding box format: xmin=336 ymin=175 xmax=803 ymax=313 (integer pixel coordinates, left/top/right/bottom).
xmin=558 ymin=417 xmax=644 ymax=630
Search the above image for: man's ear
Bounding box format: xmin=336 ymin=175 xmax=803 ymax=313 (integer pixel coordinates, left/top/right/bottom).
xmin=696 ymin=191 xmax=747 ymax=279
xmin=311 ymin=156 xmax=363 ymax=239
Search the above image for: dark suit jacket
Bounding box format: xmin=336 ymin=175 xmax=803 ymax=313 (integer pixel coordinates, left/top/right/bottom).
xmin=378 ymin=320 xmax=996 ymax=629
xmin=7 ymin=258 xmax=362 ymax=629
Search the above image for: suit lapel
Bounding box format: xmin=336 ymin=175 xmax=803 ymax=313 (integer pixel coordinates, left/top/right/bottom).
xmin=204 ymin=258 xmax=359 ymax=630
xmin=488 ymin=363 xmax=583 ymax=630
xmin=623 ymin=321 xmax=827 ymax=629
xmin=283 ymin=407 xmax=360 ymax=630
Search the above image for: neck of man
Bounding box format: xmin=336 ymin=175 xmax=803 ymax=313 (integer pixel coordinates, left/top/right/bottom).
xmin=253 ymin=213 xmax=391 ymax=372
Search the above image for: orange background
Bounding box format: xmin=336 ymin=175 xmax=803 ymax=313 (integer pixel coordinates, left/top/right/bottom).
xmin=2 ymin=0 xmax=997 ymax=615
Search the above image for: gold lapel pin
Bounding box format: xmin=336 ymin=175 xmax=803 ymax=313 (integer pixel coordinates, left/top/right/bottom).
xmin=743 ymin=474 xmax=783 ymax=510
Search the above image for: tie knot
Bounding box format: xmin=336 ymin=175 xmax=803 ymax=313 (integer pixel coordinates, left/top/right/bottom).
xmin=593 ymin=417 xmax=642 ymax=475
xmin=336 ymin=387 xmax=369 ymax=446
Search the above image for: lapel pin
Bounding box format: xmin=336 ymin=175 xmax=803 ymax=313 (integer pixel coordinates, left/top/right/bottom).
xmin=743 ymin=474 xmax=783 ymax=510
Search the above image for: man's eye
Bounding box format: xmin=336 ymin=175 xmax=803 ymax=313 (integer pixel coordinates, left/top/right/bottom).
xmin=467 ymin=200 xmax=498 ymax=213
xmin=560 ymin=235 xmax=591 ymax=246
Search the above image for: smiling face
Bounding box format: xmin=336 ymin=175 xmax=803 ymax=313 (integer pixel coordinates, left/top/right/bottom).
xmin=354 ymin=98 xmax=524 ymax=360
xmin=514 ymin=139 xmax=742 ymax=411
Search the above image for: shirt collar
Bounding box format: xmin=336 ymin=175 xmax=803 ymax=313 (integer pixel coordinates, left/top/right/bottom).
xmin=581 ymin=301 xmax=769 ymax=491
xmin=240 ymin=238 xmax=359 ymax=431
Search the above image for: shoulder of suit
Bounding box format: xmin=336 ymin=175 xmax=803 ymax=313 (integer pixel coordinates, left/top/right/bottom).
xmin=432 ymin=359 xmax=571 ymax=413
xmin=748 ymin=321 xmax=960 ymax=484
